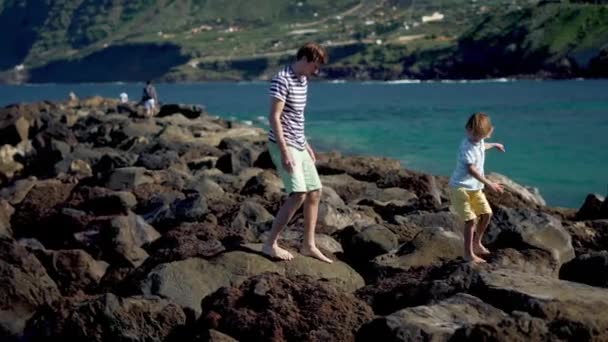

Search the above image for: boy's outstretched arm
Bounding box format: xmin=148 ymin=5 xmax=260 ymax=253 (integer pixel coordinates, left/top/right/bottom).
xmin=467 ymin=164 xmax=504 ymax=193
xmin=485 ymin=142 xmax=505 ymax=152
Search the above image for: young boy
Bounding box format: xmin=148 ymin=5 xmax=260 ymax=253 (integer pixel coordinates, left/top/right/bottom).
xmin=449 ymin=112 xmax=505 ymax=263
xmin=262 ymin=42 xmax=333 ymax=263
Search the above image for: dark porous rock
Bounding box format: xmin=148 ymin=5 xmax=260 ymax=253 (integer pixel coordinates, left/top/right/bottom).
xmin=147 ymin=222 xmax=226 ymax=261
xmin=103 ymin=213 xmax=161 ymax=267
xmin=230 ymin=199 xmax=274 ymax=234
xmin=23 ymin=293 xmax=186 ymax=342
xmin=253 ymin=148 xmax=274 ymax=169
xmin=320 ymin=174 xmax=380 ymax=204
xmin=356 ymin=261 xmax=478 ymax=315
xmin=31 ymin=248 xmax=109 ymax=296
xmin=395 ymin=211 xmax=462 ymax=235
xmin=486 ymin=248 xmax=559 ymax=278
xmin=357 ymin=293 xmax=507 ymax=342
xmin=240 ymin=170 xmax=283 ymax=201
xmin=84 ymin=191 xmax=137 ymax=215
xmin=560 ymin=250 xmax=608 ymax=288
xmin=0 ymin=176 xmax=37 ymax=205
xmin=469 ymin=269 xmax=608 ymax=338
xmin=105 ymin=166 xmax=154 ymax=191
xmin=576 ymin=193 xmax=606 ymax=220
xmin=135 ymin=149 xmax=180 ymax=170
xmin=343 ymin=224 xmax=399 ymax=264
xmin=0 ymin=199 xmax=14 ymax=237
xmin=370 ymin=227 xmax=463 ymax=275
xmin=0 ymin=111 xmax=30 ymax=146
xmin=157 ymin=103 xmax=204 ymax=119
xmin=10 ymin=179 xmax=76 ymax=241
xmin=486 ymin=206 xmax=574 ymax=267
xmin=0 ymin=236 xmax=60 ymax=340
xmin=376 ymin=169 xmax=443 ymax=207
xmin=316 ymin=151 xmax=402 ymax=183
xmin=450 ymin=311 xmax=553 ymax=341
xmin=199 ymin=273 xmax=374 ymax=342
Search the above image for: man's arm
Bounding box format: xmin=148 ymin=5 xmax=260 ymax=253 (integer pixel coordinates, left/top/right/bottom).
xmin=467 ymin=164 xmax=503 ymax=193
xmin=305 ymin=142 xmax=316 ymax=162
xmin=269 ymin=97 xmax=294 ymax=173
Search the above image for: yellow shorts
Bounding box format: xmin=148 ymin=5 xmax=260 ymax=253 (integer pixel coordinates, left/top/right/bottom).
xmin=450 ymin=188 xmax=492 ymax=222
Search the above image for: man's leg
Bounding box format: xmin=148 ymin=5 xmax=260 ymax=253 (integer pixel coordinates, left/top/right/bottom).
xmin=300 ymin=189 xmax=332 ymax=263
xmin=263 ymin=192 xmax=306 ymax=260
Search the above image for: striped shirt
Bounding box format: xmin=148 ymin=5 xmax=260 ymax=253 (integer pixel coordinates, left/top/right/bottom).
xmin=268 ymin=65 xmax=307 ymax=151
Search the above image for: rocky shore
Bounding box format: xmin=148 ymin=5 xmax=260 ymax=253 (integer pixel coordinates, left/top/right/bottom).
xmin=1 ymin=98 xmax=608 ymax=341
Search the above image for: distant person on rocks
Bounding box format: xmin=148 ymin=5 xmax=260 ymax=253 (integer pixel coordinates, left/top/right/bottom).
xmin=119 ymin=92 xmax=129 ymax=103
xmin=263 ymin=42 xmax=333 ymax=263
xmin=449 ymin=112 xmax=505 ymax=264
xmin=68 ymin=91 xmax=78 ymax=102
xmin=141 ymin=80 xmax=159 ymax=116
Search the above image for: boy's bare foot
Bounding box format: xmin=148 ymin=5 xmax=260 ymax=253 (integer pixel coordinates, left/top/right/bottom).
xmin=262 ymin=243 xmax=294 ymax=261
xmin=474 ymin=243 xmax=491 ymax=257
xmin=301 ymin=246 xmax=333 ymax=264
xmin=465 ymin=254 xmax=487 ymax=264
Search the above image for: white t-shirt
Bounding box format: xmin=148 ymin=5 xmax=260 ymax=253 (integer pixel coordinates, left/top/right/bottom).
xmin=449 ymin=138 xmax=485 ymax=190
xmin=119 ymin=92 xmax=128 ymax=103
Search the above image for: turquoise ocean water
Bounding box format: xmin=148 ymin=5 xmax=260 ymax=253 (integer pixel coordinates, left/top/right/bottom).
xmin=1 ymin=80 xmax=607 ymax=208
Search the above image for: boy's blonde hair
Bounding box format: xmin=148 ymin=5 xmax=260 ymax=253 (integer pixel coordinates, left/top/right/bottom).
xmin=465 ymin=112 xmax=493 ymax=137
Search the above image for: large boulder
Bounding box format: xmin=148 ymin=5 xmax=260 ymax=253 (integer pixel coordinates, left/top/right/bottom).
xmin=470 ymin=269 xmax=608 ymax=339
xmin=103 ymin=213 xmax=161 ymax=267
xmin=0 ymin=114 xmax=29 ymax=146
xmin=487 ymin=172 xmax=546 ymax=206
xmin=157 ymin=103 xmax=204 ymax=119
xmin=106 ymin=167 xmax=154 ymax=191
xmin=10 ymin=180 xmax=75 ymax=242
xmin=199 ymin=273 xmax=374 ymax=342
xmin=24 ymin=293 xmax=186 ymax=342
xmin=138 ymin=247 xmax=364 ymax=318
xmin=343 ymin=224 xmax=399 ymax=263
xmin=0 ymin=237 xmax=61 ymax=340
xmin=316 ymin=152 xmax=402 ymax=183
xmin=357 ymin=293 xmax=507 ymax=341
xmin=576 ymin=193 xmax=607 ymax=220
xmin=138 ymin=253 xmax=282 ymax=317
xmin=486 ymin=206 xmax=575 ymax=267
xmin=371 ymin=227 xmax=463 ymax=273
xmin=560 ymin=251 xmax=608 ymax=288
xmin=32 ymin=248 xmax=109 ymax=296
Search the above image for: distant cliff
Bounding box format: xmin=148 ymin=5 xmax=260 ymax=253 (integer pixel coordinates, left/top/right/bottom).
xmin=0 ymin=1 xmax=606 ymax=83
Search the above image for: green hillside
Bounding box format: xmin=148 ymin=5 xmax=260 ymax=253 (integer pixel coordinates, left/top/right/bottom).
xmin=0 ymin=0 xmax=606 ymax=82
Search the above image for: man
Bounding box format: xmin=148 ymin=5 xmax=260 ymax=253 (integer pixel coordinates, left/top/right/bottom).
xmin=263 ymin=42 xmax=332 ymax=263
xmin=142 ymin=80 xmax=158 ymax=116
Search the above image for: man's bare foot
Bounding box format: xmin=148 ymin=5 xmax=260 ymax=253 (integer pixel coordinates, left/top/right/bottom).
xmin=474 ymin=243 xmax=491 ymax=257
xmin=465 ymin=254 xmax=487 ymax=264
xmin=262 ymin=243 xmax=294 ymax=261
xmin=301 ymin=245 xmax=333 ymax=264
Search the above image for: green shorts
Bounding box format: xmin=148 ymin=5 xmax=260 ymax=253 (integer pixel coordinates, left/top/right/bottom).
xmin=268 ymin=142 xmax=322 ymax=194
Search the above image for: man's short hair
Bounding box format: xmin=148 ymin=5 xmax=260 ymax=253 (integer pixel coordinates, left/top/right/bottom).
xmin=296 ymin=43 xmax=328 ymax=64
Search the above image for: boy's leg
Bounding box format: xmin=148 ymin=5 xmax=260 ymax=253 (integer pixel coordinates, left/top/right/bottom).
xmin=300 ymin=189 xmax=332 ymax=263
xmin=263 ymin=192 xmax=306 ymax=260
xmin=451 ymin=188 xmax=486 ymax=263
xmin=470 ymin=190 xmax=493 ymax=256
xmin=474 ymin=214 xmax=492 ymax=256
xmin=464 ymin=219 xmax=485 ymax=263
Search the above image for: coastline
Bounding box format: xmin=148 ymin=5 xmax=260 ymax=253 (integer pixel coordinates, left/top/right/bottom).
xmin=1 ymin=98 xmax=608 ymax=340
